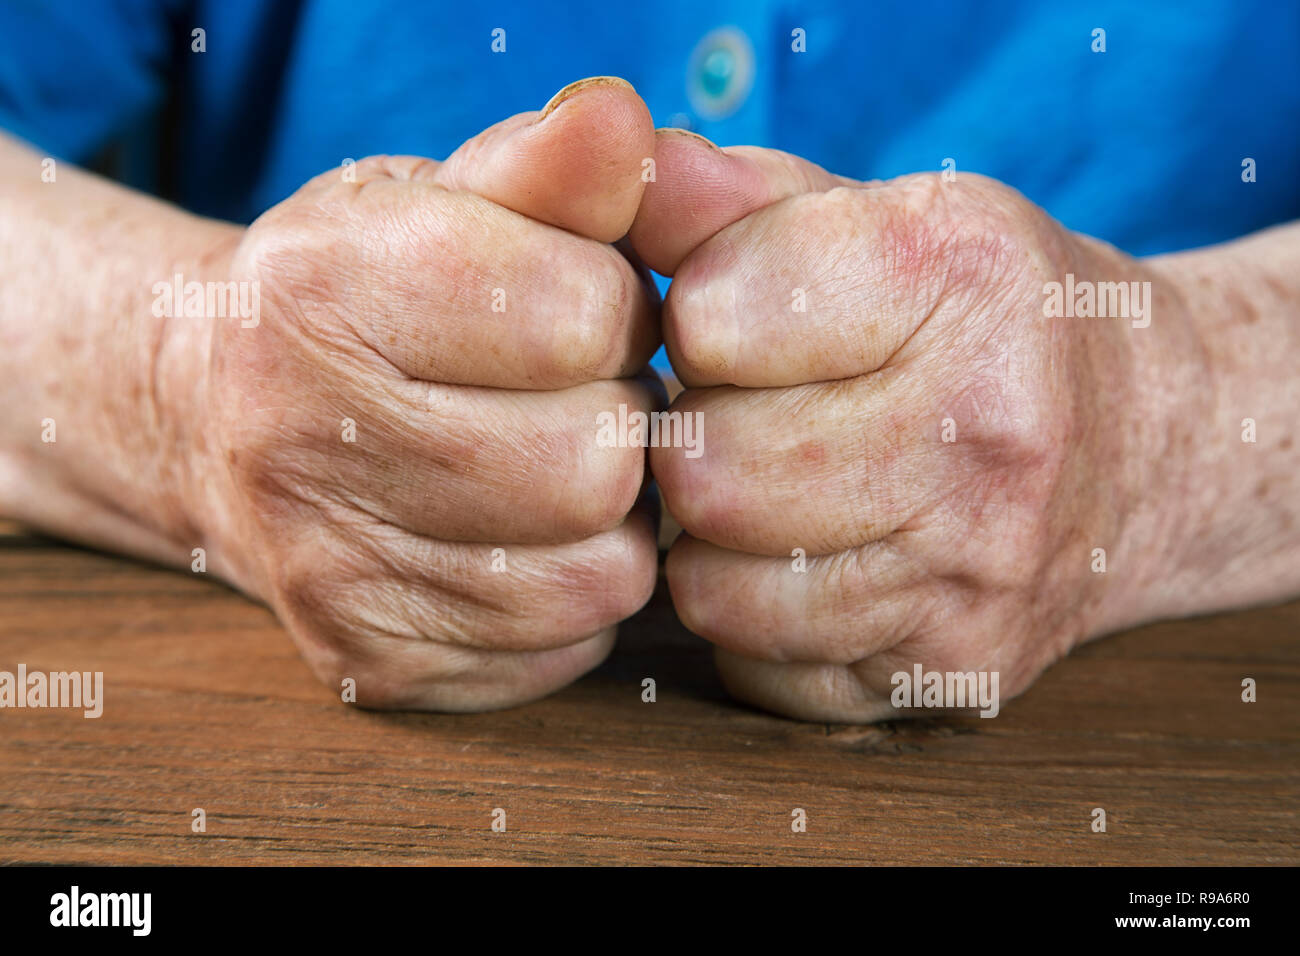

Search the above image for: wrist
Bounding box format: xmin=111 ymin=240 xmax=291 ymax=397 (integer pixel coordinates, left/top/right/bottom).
xmin=1103 ymin=228 xmax=1300 ymax=630
xmin=0 ymin=196 xmax=244 ymax=574
xmin=154 ymin=225 xmax=263 ymax=593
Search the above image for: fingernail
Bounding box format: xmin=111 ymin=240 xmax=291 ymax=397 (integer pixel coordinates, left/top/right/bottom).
xmin=538 ymin=76 xmax=635 ymax=122
xmin=655 ymin=127 xmax=720 ymax=151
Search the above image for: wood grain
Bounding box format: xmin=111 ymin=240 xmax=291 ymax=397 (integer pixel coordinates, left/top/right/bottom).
xmin=0 ymin=524 xmax=1296 ymax=865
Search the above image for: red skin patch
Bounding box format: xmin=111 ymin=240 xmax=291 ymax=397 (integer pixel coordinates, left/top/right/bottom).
xmin=796 ymin=439 xmax=827 ymax=466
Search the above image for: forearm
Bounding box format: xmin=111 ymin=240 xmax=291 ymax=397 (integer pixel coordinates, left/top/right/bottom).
xmin=0 ymin=132 xmax=240 ymax=568
xmin=1147 ymin=221 xmax=1300 ymax=619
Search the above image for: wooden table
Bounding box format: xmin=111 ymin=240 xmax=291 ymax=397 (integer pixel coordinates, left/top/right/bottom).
xmin=1 ymin=523 xmax=1296 ymax=865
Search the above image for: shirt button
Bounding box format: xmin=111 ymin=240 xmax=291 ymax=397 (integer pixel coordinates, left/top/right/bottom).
xmin=687 ymin=27 xmax=755 ymax=120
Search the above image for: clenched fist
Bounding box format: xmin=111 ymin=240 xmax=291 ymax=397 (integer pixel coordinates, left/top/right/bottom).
xmin=194 ymin=78 xmax=663 ymax=709
xmin=633 ymin=130 xmax=1240 ymax=722
xmin=6 ymin=77 xmax=1297 ymax=722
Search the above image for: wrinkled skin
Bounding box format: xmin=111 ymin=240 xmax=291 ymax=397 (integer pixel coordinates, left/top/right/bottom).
xmin=6 ymin=79 xmax=1296 ymax=721
xmin=194 ymin=79 xmax=665 ymax=710
xmin=634 ymin=135 xmax=1221 ymax=722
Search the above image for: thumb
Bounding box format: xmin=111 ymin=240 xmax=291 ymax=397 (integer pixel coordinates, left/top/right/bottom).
xmin=435 ymin=76 xmax=654 ymax=243
xmin=629 ymin=129 xmax=858 ymax=275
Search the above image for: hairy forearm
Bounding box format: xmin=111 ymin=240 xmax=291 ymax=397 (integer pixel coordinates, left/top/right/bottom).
xmin=0 ymin=132 xmax=239 ymax=567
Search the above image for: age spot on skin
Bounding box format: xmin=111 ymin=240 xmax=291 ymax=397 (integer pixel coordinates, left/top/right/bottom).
xmin=796 ymin=439 xmax=827 ymax=467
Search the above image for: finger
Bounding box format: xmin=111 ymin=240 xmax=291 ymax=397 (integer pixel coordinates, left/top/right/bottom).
xmin=664 ymin=533 xmax=924 ymax=664
xmin=299 ymin=512 xmax=659 ymax=654
xmin=302 ymin=373 xmax=663 ymax=545
xmin=358 ymin=189 xmax=660 ymax=388
xmin=713 ymin=649 xmax=897 ymax=723
xmin=307 ymin=621 xmax=620 ymax=713
xmin=716 ymin=614 xmax=1020 ymax=723
xmin=243 ymin=186 xmax=660 ymax=389
xmin=663 ymin=176 xmax=966 ymax=388
xmin=397 ymin=628 xmax=619 ymax=712
xmin=651 ymin=374 xmax=942 ymax=556
xmin=629 ymin=130 xmax=856 ymax=275
xmin=436 ymin=76 xmax=655 ymax=243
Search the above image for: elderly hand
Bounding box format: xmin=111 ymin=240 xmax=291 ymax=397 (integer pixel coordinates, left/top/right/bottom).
xmin=632 ymin=130 xmax=1218 ymax=721
xmin=196 ymin=78 xmax=664 ymax=710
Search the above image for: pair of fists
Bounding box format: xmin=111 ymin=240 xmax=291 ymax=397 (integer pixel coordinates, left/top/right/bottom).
xmin=200 ymin=77 xmax=1173 ymax=721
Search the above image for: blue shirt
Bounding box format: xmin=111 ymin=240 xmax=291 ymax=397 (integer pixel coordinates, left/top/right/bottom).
xmin=2 ymin=0 xmax=1296 ymax=259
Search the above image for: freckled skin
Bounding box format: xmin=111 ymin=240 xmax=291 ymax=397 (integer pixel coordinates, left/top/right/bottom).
xmin=636 ymin=132 xmax=1300 ymax=723
xmin=0 ymin=80 xmax=667 ymax=713
xmin=194 ymin=82 xmax=664 ymax=710
xmin=4 ymin=84 xmax=1299 ymax=719
xmin=796 ymin=440 xmax=826 ymax=467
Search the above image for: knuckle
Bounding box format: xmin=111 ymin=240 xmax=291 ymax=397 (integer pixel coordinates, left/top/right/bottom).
xmin=543 ymin=531 xmax=658 ymax=635
xmin=663 ymin=545 xmax=716 ymax=638
xmin=816 ymin=183 xmax=874 ymax=217
xmin=548 ymin=259 xmax=630 ymax=380
xmin=664 ymin=245 xmax=739 ymax=384
xmin=884 ymin=181 xmax=971 ymax=282
xmin=649 ymin=443 xmax=696 ymax=527
xmin=663 ymin=542 xmax=750 ymax=652
xmin=233 ymin=207 xmax=351 ymax=309
xmin=647 ymin=394 xmax=719 ymax=537
xmin=548 ymin=383 xmax=653 ymax=539
xmin=656 ymin=466 xmax=722 ymax=543
xmin=871 ymin=174 xmax=1023 ymax=299
xmin=561 ymin=443 xmax=644 ymax=539
xmin=328 ymin=154 xmax=393 ymax=187
xmin=542 ymin=429 xmax=644 ymax=542
xmin=604 ymin=520 xmax=661 ymax=614
xmin=670 ymin=586 xmax=718 ymax=644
